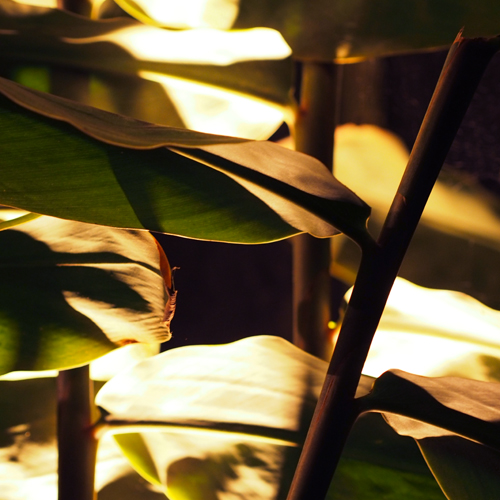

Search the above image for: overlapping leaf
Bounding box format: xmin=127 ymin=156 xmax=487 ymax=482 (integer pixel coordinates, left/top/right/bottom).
xmin=0 ymin=77 xmax=371 ymax=242
xmin=0 ymin=209 xmax=170 ymax=373
xmin=0 ymin=0 xmax=292 ymax=139
xmin=121 ymin=0 xmax=500 ymax=61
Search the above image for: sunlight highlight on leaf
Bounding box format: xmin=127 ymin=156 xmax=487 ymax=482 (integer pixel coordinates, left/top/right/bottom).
xmin=64 ymin=26 xmax=291 ymax=65
xmin=115 ymin=0 xmax=239 ymax=29
xmin=139 ymin=70 xmax=286 ymax=139
xmin=354 ymin=278 xmax=500 ymax=381
xmin=0 ymin=343 xmax=161 ymax=381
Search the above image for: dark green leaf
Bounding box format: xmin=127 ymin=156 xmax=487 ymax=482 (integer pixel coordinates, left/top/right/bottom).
xmin=0 ymin=210 xmax=170 ymax=372
xmin=0 ymin=77 xmax=371 ymax=242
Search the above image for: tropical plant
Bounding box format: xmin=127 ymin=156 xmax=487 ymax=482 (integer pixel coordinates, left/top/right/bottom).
xmin=1 ymin=1 xmax=500 ymax=499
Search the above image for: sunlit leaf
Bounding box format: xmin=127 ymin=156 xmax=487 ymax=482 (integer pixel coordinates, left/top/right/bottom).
xmin=0 ymin=209 xmax=170 ymax=372
xmin=360 ymin=370 xmax=500 ymax=500
xmin=96 ymin=336 xmax=328 ymax=498
xmin=0 ymin=0 xmax=292 ymax=139
xmin=133 ymin=0 xmax=500 ymax=61
xmin=0 ymin=77 xmax=371 ymax=242
xmin=350 ymin=277 xmax=500 ymax=382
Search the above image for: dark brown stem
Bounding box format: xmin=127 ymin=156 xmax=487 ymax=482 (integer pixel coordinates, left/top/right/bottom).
xmin=57 ymin=365 xmax=98 ymax=500
xmin=293 ymin=62 xmax=338 ymax=359
xmin=287 ymin=34 xmax=500 ymax=500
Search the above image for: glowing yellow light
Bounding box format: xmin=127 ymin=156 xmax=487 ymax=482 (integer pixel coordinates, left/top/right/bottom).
xmin=64 ymin=26 xmax=291 ymax=66
xmin=116 ymin=0 xmax=240 ymax=29
xmin=327 ymin=321 xmax=336 ymax=330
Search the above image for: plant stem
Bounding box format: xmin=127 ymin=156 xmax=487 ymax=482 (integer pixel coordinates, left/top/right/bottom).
xmin=57 ymin=365 xmax=98 ymax=500
xmin=293 ymin=62 xmax=338 ymax=359
xmin=287 ymin=34 xmax=500 ymax=500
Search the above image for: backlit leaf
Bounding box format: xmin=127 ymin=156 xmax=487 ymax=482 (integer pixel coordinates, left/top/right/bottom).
xmin=0 ymin=209 xmax=170 ymax=372
xmin=0 ymin=77 xmax=371 ymax=242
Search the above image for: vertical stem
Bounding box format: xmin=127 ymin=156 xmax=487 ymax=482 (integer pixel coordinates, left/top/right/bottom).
xmin=287 ymin=35 xmax=500 ymax=500
xmin=293 ymin=62 xmax=338 ymax=359
xmin=57 ymin=365 xmax=98 ymax=500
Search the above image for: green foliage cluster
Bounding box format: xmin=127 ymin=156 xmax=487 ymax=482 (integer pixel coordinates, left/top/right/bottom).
xmin=1 ymin=1 xmax=500 ymax=499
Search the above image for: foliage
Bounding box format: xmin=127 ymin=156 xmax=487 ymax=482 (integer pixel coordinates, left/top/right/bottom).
xmin=0 ymin=1 xmax=500 ymax=500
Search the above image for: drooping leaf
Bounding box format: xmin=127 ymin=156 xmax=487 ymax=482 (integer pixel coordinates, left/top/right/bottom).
xmin=0 ymin=0 xmax=292 ymax=139
xmin=0 ymin=77 xmax=371 ymax=242
xmin=124 ymin=0 xmax=500 ymax=61
xmin=359 ymin=370 xmax=500 ymax=500
xmin=359 ymin=369 xmax=500 ymax=449
xmin=355 ymin=277 xmax=500 ymax=381
xmin=0 ymin=209 xmax=171 ymax=372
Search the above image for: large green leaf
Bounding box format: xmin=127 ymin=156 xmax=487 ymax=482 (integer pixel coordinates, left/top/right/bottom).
xmin=0 ymin=0 xmax=292 ymax=139
xmin=0 ymin=77 xmax=371 ymax=242
xmin=0 ymin=209 xmax=170 ymax=372
xmin=359 ymin=370 xmax=500 ymax=500
xmin=96 ymin=336 xmax=443 ymax=499
xmin=120 ymin=0 xmax=500 ymax=61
